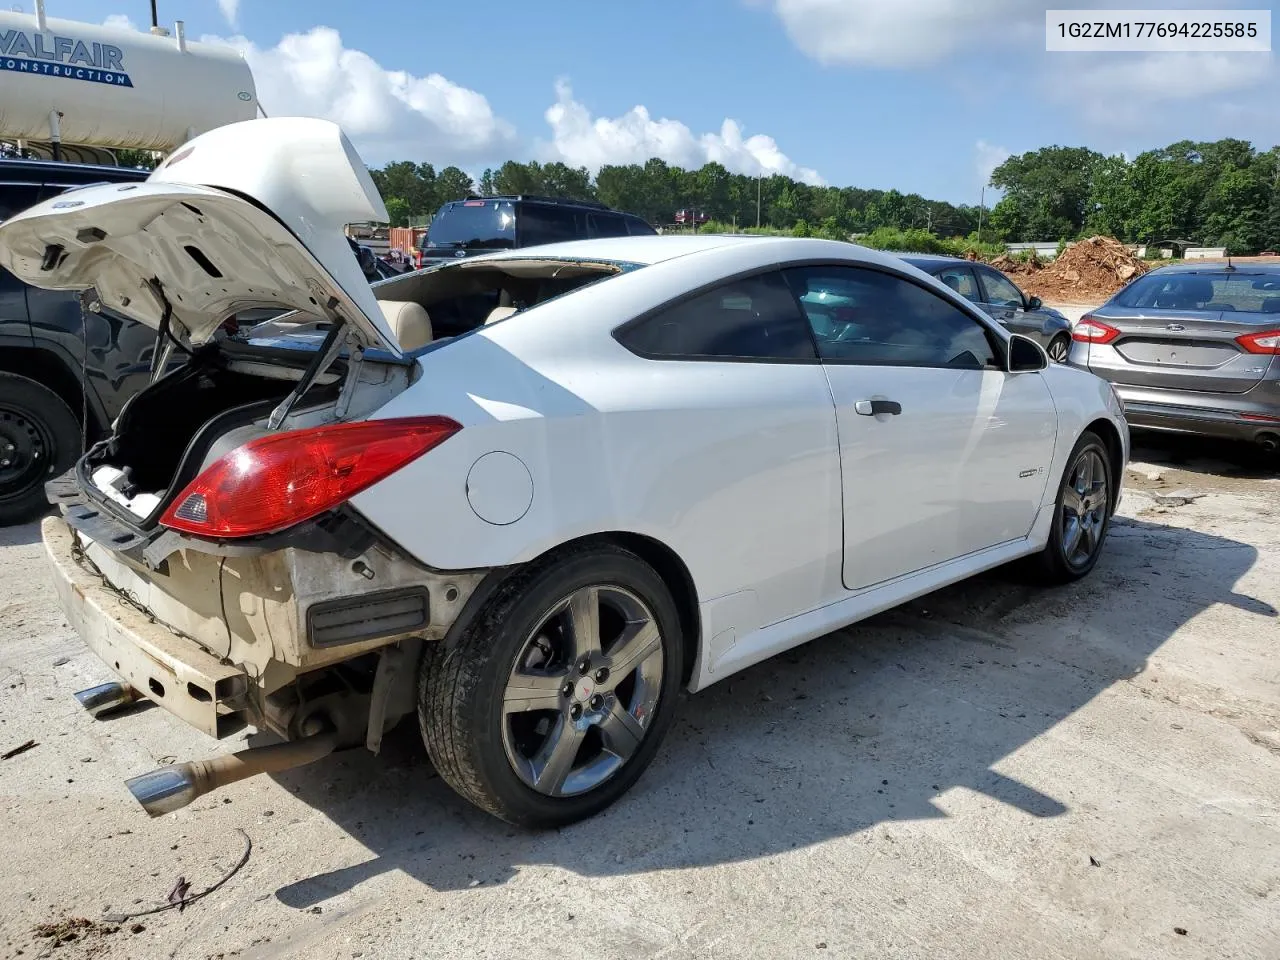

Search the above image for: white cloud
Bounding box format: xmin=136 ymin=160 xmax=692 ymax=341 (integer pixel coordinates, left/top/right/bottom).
xmin=1062 ymin=52 xmax=1274 ymax=123
xmin=541 ymin=81 xmax=824 ymax=184
xmin=761 ymin=0 xmax=1033 ymax=68
xmin=975 ymin=140 xmax=1010 ymax=188
xmin=101 ymin=14 xmax=137 ymax=31
xmin=202 ymin=27 xmax=515 ymax=165
xmin=217 ymin=0 xmax=240 ymax=29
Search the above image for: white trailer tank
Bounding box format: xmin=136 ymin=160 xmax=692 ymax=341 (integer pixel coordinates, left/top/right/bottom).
xmin=0 ymin=7 xmax=257 ymax=152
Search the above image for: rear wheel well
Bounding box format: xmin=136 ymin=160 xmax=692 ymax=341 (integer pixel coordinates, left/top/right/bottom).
xmin=0 ymin=348 xmax=101 ymax=437
xmin=1085 ymin=417 xmax=1124 ymax=507
xmin=528 ymin=532 xmax=700 ymax=685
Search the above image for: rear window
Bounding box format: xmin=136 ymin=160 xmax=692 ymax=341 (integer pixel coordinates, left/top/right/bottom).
xmin=425 ymin=200 xmax=516 ymax=250
xmin=1113 ymin=271 xmax=1280 ymax=314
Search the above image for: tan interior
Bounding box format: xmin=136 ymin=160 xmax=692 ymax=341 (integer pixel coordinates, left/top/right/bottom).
xmin=378 ymin=300 xmax=433 ymax=351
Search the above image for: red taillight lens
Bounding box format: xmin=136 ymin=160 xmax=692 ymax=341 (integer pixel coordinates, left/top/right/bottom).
xmin=1236 ymin=329 xmax=1280 ymax=355
xmin=1072 ymin=316 xmax=1121 ymax=344
xmin=160 ymin=416 xmax=461 ymax=538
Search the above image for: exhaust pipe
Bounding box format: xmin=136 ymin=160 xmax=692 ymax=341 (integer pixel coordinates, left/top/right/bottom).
xmin=125 ymin=728 xmax=338 ymax=817
xmin=75 ymin=682 xmax=141 ymax=718
xmin=1257 ymin=432 xmax=1279 ymax=455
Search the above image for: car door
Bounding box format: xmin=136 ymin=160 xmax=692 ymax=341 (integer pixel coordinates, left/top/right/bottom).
xmin=613 ymin=270 xmax=843 ymax=629
xmin=975 ymin=265 xmax=1038 ymax=337
xmin=784 ymin=264 xmax=1057 ymax=591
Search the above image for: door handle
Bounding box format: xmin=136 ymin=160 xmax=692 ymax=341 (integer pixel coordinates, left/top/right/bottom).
xmin=854 ymin=399 xmax=902 ymax=416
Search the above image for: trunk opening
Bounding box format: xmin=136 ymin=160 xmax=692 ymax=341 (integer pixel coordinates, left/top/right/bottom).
xmin=80 ymin=342 xmax=345 ymax=528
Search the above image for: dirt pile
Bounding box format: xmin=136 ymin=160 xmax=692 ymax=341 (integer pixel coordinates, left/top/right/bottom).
xmin=1005 ymin=236 xmax=1149 ymax=303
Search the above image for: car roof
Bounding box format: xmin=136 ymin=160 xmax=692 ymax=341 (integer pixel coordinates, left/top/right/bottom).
xmin=468 ymin=233 xmax=781 ymax=266
xmin=0 ymin=158 xmax=150 ymax=184
xmin=1147 ymin=261 xmax=1280 ymax=275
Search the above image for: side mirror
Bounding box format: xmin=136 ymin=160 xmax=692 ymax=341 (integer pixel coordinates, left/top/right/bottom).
xmin=1025 ymin=295 xmax=1043 ymax=310
xmin=1007 ymin=334 xmax=1047 ymax=373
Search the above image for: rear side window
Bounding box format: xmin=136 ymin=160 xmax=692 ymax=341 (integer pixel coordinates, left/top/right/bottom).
xmin=785 ymin=265 xmax=998 ymax=369
xmin=587 ymin=213 xmax=628 ymax=238
xmin=625 ymin=216 xmax=656 ymax=236
xmin=934 ymin=265 xmax=980 ymax=301
xmin=0 ymin=183 xmax=41 ymax=222
xmin=519 ymin=204 xmax=587 ymax=246
xmin=618 ymin=271 xmax=817 ymax=361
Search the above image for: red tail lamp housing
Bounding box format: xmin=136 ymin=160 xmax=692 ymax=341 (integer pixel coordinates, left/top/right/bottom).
xmin=1235 ymin=329 xmax=1280 ymax=355
xmin=160 ymin=416 xmax=461 ymax=538
xmin=1071 ymin=316 xmax=1121 ymax=344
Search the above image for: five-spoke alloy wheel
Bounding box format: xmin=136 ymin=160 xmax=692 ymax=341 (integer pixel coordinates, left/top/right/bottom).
xmin=419 ymin=544 xmax=683 ymax=828
xmin=1032 ymin=430 xmax=1115 ymax=583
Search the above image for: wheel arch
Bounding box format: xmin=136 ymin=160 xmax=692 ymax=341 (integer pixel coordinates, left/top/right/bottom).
xmin=442 ymin=530 xmax=702 ymax=686
xmin=1084 ymin=417 xmax=1125 ymax=508
xmin=0 ymin=348 xmax=105 ymax=436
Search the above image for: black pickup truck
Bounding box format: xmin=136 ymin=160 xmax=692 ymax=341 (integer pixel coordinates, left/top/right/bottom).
xmin=0 ymin=158 xmax=156 ymax=525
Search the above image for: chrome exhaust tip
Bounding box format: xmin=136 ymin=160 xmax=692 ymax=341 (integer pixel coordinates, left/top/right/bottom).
xmin=126 ymin=764 xmax=199 ymax=818
xmin=74 ymin=681 xmax=140 ymax=718
xmin=123 ymin=729 xmax=339 ymax=817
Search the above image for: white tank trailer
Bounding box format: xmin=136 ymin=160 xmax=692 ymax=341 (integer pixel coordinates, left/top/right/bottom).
xmin=0 ymin=1 xmax=258 ymax=158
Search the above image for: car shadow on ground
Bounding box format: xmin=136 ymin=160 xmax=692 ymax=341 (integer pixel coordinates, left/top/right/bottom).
xmin=268 ymin=515 xmax=1270 ymax=904
xmin=1131 ymin=431 xmax=1277 ymax=481
xmin=0 ymin=518 xmax=45 ymax=548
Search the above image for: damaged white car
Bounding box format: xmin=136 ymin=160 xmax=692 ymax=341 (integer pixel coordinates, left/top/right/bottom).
xmin=0 ymin=118 xmax=1128 ymax=828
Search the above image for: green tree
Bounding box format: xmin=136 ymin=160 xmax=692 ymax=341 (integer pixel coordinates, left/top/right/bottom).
xmin=435 ymin=166 xmax=475 ymax=203
xmin=989 ymin=146 xmax=1105 ymax=240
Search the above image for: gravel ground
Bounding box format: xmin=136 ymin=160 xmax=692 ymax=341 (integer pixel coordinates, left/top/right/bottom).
xmin=1 ymin=436 xmax=1277 ymax=960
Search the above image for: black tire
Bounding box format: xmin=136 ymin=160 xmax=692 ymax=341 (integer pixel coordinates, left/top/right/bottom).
xmin=418 ymin=543 xmax=684 ymax=828
xmin=1030 ymin=430 xmax=1114 ymax=584
xmin=0 ymin=373 xmax=80 ymax=526
xmin=1047 ymin=334 xmax=1071 ymax=363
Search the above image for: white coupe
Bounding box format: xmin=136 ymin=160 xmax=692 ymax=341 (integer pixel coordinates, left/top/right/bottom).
xmin=0 ymin=119 xmax=1128 ymax=828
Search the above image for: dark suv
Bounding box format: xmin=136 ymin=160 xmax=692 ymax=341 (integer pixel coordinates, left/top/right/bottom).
xmin=0 ymin=159 xmax=152 ymax=525
xmin=419 ymin=195 xmax=655 ymax=265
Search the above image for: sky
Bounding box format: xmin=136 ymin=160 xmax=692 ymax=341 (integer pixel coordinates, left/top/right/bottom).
xmin=22 ymin=0 xmax=1280 ymax=203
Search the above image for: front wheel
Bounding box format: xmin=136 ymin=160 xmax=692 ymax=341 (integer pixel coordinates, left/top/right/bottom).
xmin=418 ymin=544 xmax=684 ymax=828
xmin=1046 ymin=334 xmax=1071 ymax=363
xmin=1030 ymin=431 xmax=1114 ymax=584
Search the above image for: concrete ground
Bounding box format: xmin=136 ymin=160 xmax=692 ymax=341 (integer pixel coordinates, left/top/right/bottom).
xmin=1 ymin=435 xmax=1277 ymax=960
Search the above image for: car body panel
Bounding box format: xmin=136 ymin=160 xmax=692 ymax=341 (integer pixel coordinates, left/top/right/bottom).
xmin=348 ymin=237 xmax=1127 ymax=692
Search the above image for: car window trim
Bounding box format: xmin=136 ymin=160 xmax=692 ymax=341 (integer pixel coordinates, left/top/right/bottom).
xmin=779 ymin=258 xmax=1009 ymax=370
xmin=612 ymin=263 xmax=823 ymax=365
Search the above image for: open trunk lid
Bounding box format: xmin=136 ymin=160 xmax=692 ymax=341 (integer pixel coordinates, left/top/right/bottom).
xmin=0 ymin=117 xmax=404 ymax=357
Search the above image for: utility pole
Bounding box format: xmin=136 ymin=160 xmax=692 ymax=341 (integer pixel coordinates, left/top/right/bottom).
xmin=756 ymin=175 xmax=762 ymax=228
xmin=977 ymin=184 xmax=986 ymax=244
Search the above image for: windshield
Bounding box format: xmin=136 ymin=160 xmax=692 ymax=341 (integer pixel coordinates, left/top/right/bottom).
xmin=1113 ymin=271 xmax=1280 ymax=313
xmin=425 ymin=200 xmax=516 ymax=250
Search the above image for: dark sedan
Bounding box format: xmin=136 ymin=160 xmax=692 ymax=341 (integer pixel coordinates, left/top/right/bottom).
xmin=1067 ymin=263 xmax=1280 ymax=453
xmin=900 ymin=254 xmax=1074 ymax=362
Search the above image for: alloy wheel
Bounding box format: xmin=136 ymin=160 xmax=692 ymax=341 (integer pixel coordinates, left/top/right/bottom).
xmin=1060 ymin=448 xmax=1108 ymax=569
xmin=501 ymin=585 xmax=665 ymax=797
xmin=1047 ymin=336 xmax=1070 ymax=363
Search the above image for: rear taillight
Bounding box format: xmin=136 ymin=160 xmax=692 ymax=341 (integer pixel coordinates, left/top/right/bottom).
xmin=1235 ymin=329 xmax=1280 ymax=355
xmin=160 ymin=416 xmax=461 ymax=538
xmin=1072 ymin=316 xmax=1121 ymax=344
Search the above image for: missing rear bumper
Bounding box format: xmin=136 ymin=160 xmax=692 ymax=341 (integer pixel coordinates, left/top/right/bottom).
xmin=43 ymin=516 xmax=250 ymax=739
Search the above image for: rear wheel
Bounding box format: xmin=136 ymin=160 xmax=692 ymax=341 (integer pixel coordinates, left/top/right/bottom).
xmin=0 ymin=373 xmax=80 ymax=526
xmin=1046 ymin=334 xmax=1071 ymax=363
xmin=1030 ymin=431 xmax=1113 ymax=583
xmin=418 ymin=544 xmax=684 ymax=828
